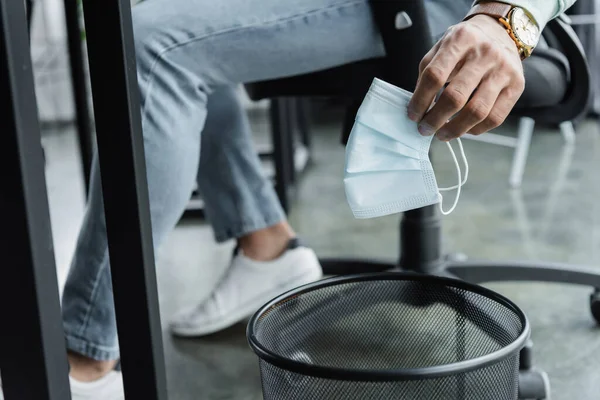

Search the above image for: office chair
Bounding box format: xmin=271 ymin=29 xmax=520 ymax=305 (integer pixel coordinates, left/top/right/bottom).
xmin=244 ymin=1 xmax=599 ymax=399
xmin=567 ymin=0 xmax=600 ymax=116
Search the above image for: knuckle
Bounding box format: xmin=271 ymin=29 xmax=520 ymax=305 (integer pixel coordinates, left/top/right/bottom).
xmin=443 ymin=88 xmax=468 ymax=109
xmin=469 ymin=126 xmax=485 ymax=135
xmin=514 ymin=77 xmax=526 ymax=94
xmin=479 ymin=41 xmax=494 ymax=55
xmin=452 ymin=23 xmax=472 ymax=41
xmin=494 ymin=66 xmax=524 ymax=95
xmin=423 ymin=66 xmax=446 ymax=87
xmin=487 ymin=112 xmax=506 ymax=128
xmin=480 ymin=42 xmax=504 ymax=62
xmin=465 ymin=102 xmax=490 ymax=122
xmin=450 ymin=129 xmax=465 ymax=139
xmin=506 ymin=82 xmax=525 ymax=100
xmin=490 ymin=71 xmax=509 ymax=88
xmin=495 ymin=58 xmax=507 ymax=69
xmin=450 ymin=24 xmax=464 ymax=38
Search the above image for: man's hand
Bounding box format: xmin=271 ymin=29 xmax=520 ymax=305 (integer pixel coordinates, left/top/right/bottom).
xmin=407 ymin=15 xmax=525 ymax=141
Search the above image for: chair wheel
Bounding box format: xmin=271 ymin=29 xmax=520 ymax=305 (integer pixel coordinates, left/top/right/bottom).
xmin=519 ymin=368 xmax=551 ymax=400
xmin=590 ymin=289 xmax=600 ymax=325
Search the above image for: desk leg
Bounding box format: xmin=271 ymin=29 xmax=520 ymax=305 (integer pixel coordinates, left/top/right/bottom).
xmin=0 ymin=0 xmax=71 ymax=398
xmin=80 ymin=0 xmax=168 ymax=398
xmin=63 ymin=0 xmax=93 ymax=194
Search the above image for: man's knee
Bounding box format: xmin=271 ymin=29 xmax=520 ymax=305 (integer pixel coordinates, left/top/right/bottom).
xmin=131 ymin=4 xmax=168 ymax=73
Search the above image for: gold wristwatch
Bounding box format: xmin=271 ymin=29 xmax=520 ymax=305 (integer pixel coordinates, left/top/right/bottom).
xmin=464 ymin=1 xmax=541 ymax=60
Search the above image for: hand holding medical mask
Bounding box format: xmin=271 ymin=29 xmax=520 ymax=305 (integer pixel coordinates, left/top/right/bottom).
xmin=344 ymin=78 xmax=468 ymax=219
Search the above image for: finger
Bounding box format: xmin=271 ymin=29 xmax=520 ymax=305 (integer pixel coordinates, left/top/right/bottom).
xmin=469 ymin=84 xmax=523 ymax=135
xmin=417 ymin=25 xmax=458 ymax=77
xmin=408 ymin=37 xmax=469 ymax=122
xmin=468 ymin=88 xmax=517 ymax=135
xmin=436 ymin=75 xmax=506 ymax=141
xmin=418 ymin=61 xmax=487 ymax=136
xmin=446 ymin=59 xmax=466 ymax=82
xmin=407 ymin=43 xmax=441 ymax=121
xmin=418 ymin=40 xmax=441 ymax=76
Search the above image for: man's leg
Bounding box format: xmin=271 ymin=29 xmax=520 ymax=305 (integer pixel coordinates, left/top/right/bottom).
xmin=196 ymin=87 xmax=289 ymax=258
xmin=168 ymin=86 xmax=320 ymax=337
xmin=60 ymin=0 xmax=384 ymax=394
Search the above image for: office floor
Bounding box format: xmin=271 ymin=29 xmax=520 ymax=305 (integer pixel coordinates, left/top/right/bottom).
xmin=43 ymin=106 xmax=600 ymax=400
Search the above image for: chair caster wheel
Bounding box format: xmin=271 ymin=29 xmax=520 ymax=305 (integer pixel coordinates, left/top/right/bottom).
xmin=519 ymin=368 xmax=550 ymax=400
xmin=590 ymin=289 xmax=600 ymax=325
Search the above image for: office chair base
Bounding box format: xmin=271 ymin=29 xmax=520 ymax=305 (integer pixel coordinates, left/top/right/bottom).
xmin=518 ymin=368 xmax=551 ymax=400
xmin=447 ymin=259 xmax=600 ymax=327
xmin=446 ymin=259 xmax=600 ymax=285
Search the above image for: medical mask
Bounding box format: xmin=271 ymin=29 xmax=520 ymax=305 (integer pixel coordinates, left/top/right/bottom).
xmin=344 ymin=78 xmax=468 ymax=219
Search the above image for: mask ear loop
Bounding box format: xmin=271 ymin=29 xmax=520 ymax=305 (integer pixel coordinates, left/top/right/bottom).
xmin=437 ymin=138 xmax=469 ymax=215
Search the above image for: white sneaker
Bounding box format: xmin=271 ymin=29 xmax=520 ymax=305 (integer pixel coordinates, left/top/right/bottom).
xmin=0 ymin=371 xmax=124 ymax=400
xmin=70 ymin=371 xmax=124 ymax=400
xmin=170 ymin=239 xmax=322 ymax=337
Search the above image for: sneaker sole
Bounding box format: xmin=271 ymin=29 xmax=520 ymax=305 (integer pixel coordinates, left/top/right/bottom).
xmin=170 ymin=266 xmax=322 ymax=337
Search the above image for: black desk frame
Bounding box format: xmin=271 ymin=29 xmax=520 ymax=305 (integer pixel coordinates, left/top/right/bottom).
xmin=1 ymin=0 xmax=168 ymax=398
xmin=0 ymin=0 xmax=71 ymax=398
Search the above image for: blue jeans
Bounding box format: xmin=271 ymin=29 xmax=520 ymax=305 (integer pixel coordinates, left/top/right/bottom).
xmin=61 ymin=0 xmax=471 ymax=361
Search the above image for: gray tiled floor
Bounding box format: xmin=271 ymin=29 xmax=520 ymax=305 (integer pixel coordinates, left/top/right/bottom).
xmin=43 ymin=107 xmax=600 ymax=399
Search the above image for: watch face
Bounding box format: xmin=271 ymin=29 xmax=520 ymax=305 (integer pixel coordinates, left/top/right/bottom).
xmin=510 ymin=7 xmax=540 ymax=47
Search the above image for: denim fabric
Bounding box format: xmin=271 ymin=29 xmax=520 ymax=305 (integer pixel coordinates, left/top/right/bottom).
xmin=61 ymin=0 xmax=471 ymax=360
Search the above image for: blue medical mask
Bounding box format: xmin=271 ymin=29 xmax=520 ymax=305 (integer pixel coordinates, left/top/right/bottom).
xmin=344 ymin=78 xmax=468 ymax=219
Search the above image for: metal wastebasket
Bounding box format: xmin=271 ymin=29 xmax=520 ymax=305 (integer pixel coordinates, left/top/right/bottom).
xmin=247 ymin=273 xmax=529 ymax=399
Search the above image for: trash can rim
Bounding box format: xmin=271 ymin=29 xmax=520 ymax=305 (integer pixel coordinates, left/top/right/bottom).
xmin=247 ymin=272 xmax=530 ymax=382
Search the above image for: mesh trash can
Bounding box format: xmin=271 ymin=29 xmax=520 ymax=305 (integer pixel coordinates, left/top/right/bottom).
xmin=247 ymin=273 xmax=529 ymax=400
